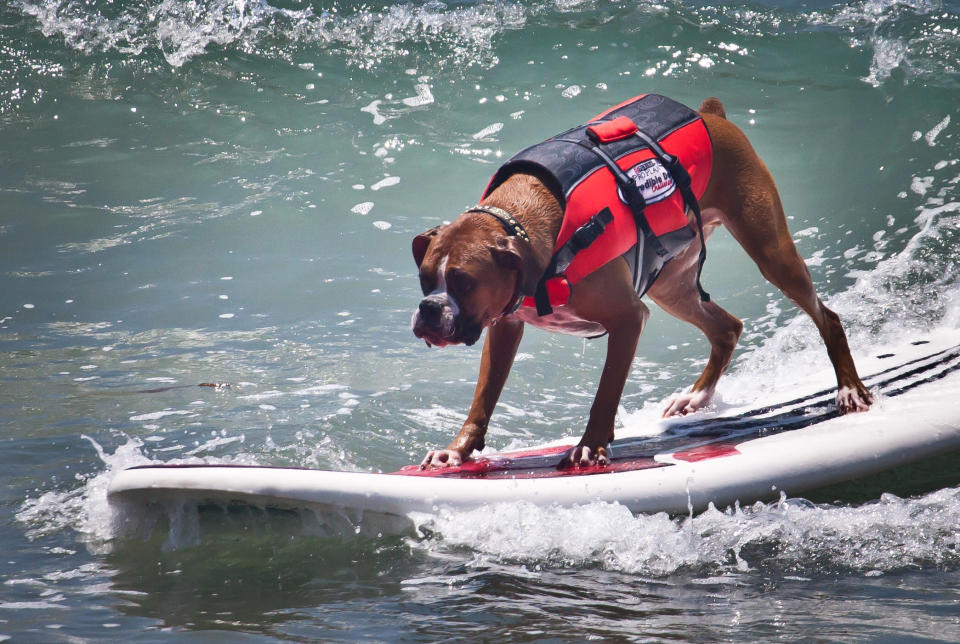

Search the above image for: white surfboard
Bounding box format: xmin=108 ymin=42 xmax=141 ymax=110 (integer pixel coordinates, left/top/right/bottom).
xmin=108 ymin=340 xmax=960 ymax=524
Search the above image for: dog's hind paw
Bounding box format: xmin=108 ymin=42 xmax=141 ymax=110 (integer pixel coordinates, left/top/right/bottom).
xmin=662 ymin=389 xmax=714 ymax=417
xmin=836 ymin=385 xmax=873 ymax=414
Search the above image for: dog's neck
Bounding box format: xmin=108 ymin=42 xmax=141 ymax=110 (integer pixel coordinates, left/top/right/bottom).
xmin=478 ymin=172 xmax=562 ymax=278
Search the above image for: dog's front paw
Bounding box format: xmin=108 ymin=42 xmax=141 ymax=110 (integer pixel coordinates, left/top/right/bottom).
xmin=662 ymin=389 xmax=714 ymax=417
xmin=419 ymin=449 xmax=467 ymax=469
xmin=836 ymin=385 xmax=873 ymax=414
xmin=558 ymin=445 xmax=611 ymax=469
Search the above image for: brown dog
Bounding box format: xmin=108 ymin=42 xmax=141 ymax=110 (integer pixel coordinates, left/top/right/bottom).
xmin=411 ymin=96 xmax=872 ymax=469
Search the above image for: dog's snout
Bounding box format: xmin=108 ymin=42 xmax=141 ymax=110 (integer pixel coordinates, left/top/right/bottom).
xmin=418 ymin=297 xmax=443 ymax=322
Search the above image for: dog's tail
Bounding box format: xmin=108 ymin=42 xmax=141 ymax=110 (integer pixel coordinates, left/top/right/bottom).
xmin=699 ymin=97 xmax=726 ymax=119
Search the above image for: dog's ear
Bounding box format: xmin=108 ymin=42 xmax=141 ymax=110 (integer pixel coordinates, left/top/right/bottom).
xmin=412 ymin=225 xmax=444 ymax=267
xmin=489 ymin=237 xmax=542 ymax=296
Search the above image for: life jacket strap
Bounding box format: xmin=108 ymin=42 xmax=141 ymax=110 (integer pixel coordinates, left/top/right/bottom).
xmin=585 ymin=132 xmax=667 ymax=295
xmin=632 ymin=129 xmax=711 ymax=302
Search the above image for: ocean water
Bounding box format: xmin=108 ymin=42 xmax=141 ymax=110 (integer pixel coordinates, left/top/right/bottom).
xmin=2 ymin=0 xmax=960 ymax=640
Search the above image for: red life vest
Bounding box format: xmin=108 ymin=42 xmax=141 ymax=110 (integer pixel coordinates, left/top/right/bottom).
xmin=483 ymin=94 xmax=713 ymax=315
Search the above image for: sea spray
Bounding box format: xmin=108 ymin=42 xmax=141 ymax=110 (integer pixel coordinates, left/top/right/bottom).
xmin=410 ymin=490 xmax=960 ymax=576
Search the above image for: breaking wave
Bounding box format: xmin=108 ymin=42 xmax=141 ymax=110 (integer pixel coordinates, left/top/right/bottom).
xmin=8 ymin=0 xmax=960 ymax=86
xmin=13 ymin=0 xmax=527 ymax=68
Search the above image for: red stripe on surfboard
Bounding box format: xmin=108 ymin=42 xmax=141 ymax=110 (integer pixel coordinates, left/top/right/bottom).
xmin=392 ymin=447 xmax=670 ymax=478
xmin=393 ymin=441 xmax=739 ymax=477
xmin=391 ymin=444 xmax=574 ymax=477
xmin=393 ymin=460 xmax=499 ymax=477
xmin=454 ymin=458 xmax=667 ymax=479
xmin=671 ymin=443 xmax=739 ymax=462
xmin=488 ymin=444 xmax=574 ymax=459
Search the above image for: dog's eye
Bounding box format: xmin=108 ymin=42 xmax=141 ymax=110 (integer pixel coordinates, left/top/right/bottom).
xmin=448 ymin=271 xmax=475 ymax=295
xmin=419 ymin=272 xmax=434 ymax=295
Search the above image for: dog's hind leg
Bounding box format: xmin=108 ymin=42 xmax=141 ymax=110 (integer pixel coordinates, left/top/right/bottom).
xmin=701 ymin=113 xmax=872 ymax=413
xmin=723 ymin=206 xmax=872 ymax=413
xmin=647 ymin=238 xmax=744 ymax=416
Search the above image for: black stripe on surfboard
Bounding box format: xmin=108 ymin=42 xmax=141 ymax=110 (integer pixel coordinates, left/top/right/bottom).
xmin=588 ymin=343 xmax=960 ymax=464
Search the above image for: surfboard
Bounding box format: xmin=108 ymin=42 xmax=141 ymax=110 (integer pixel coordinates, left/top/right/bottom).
xmin=108 ymin=340 xmax=960 ymax=523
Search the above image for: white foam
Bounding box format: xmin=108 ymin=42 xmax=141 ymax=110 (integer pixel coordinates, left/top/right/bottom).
xmin=863 ymin=37 xmax=908 ymax=87
xmin=621 ymin=158 xmax=960 ymax=428
xmin=0 ymin=601 xmax=66 ymax=610
xmin=925 ymin=115 xmax=951 ymax=146
xmin=129 ymin=409 xmax=192 ymax=422
xmin=472 ymin=122 xmax=503 ymax=140
xmin=13 ymin=0 xmax=958 ymax=93
xmin=361 ymin=100 xmax=387 ymax=125
xmin=911 ymin=175 xmax=934 ymax=195
xmin=401 ymin=83 xmax=434 ymax=107
xmin=238 ymin=383 xmax=347 ymax=401
xmin=183 ymin=435 xmax=242 ymax=456
xmin=410 ymin=488 xmax=960 ymax=575
xmin=370 ymin=176 xmax=400 ymax=191
xmin=16 ymin=437 xmax=151 ymax=552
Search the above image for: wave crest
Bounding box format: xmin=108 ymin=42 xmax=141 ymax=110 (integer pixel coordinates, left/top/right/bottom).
xmin=14 ymin=0 xmax=960 ymax=86
xmin=15 ymin=0 xmax=528 ymax=68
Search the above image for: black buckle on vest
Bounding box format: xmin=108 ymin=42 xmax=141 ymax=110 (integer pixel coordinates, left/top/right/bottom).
xmin=554 ymin=208 xmax=614 ymax=274
xmin=533 ymin=208 xmax=614 ymax=317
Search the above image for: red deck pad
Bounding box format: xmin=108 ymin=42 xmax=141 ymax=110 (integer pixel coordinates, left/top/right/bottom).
xmin=671 ymin=443 xmax=739 ymax=462
xmin=392 ymin=443 xmax=671 ymax=479
xmin=392 ymin=444 xmax=571 ymax=477
xmin=394 ymin=440 xmax=741 ymax=478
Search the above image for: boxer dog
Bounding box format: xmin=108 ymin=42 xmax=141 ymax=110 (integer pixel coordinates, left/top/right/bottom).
xmin=411 ymin=96 xmax=872 ymax=469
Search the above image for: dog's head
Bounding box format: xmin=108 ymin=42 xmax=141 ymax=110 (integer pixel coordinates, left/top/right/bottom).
xmin=410 ymin=217 xmax=537 ymax=347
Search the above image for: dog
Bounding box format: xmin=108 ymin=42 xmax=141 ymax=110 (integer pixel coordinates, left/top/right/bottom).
xmin=411 ymin=94 xmax=872 ymax=469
